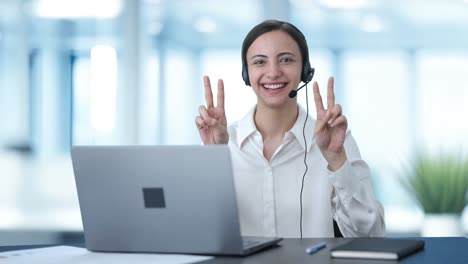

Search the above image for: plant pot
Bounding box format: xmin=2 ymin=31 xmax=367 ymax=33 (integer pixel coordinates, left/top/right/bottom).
xmin=422 ymin=213 xmax=464 ymax=237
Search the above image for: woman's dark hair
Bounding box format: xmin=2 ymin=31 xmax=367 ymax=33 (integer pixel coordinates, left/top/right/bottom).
xmin=241 ymin=19 xmax=311 ymax=86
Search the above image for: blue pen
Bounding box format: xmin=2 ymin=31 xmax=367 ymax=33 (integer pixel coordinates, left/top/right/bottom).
xmin=305 ymin=242 xmax=327 ymax=254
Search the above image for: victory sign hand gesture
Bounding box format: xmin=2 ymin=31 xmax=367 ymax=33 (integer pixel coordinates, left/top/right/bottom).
xmin=313 ymin=77 xmax=348 ymax=171
xmin=195 ymin=76 xmax=229 ymax=144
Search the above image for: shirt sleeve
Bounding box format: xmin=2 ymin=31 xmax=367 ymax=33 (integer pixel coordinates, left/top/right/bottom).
xmin=327 ymin=131 xmax=386 ymax=237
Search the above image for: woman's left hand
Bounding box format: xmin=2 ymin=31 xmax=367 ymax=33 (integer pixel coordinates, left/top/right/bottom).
xmin=313 ymin=77 xmax=348 ymax=171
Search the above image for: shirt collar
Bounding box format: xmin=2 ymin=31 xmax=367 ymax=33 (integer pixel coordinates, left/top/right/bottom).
xmin=236 ymin=106 xmax=258 ymax=148
xmin=289 ymin=105 xmax=316 ymax=152
xmin=236 ymin=105 xmax=316 ymax=151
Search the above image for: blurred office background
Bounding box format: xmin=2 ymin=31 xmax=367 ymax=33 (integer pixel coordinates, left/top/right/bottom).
xmin=1 ymin=0 xmax=468 ymax=245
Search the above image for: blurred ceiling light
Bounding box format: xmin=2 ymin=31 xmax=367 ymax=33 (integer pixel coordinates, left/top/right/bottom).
xmin=318 ymin=0 xmax=368 ymax=9
xmin=194 ymin=16 xmax=217 ymax=33
xmin=360 ymin=14 xmax=385 ymax=33
xmin=32 ymin=0 xmax=122 ymax=19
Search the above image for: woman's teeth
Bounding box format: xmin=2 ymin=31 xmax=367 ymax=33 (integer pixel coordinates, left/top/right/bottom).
xmin=263 ymin=83 xmax=285 ymax=90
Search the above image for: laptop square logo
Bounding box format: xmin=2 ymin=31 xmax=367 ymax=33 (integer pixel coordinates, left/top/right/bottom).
xmin=142 ymin=187 xmax=166 ymax=208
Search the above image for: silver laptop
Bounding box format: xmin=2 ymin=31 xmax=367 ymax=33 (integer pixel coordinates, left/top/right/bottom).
xmin=71 ymin=145 xmax=282 ymax=256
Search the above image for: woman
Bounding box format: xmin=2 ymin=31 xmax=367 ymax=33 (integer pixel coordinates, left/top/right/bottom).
xmin=195 ymin=20 xmax=385 ymax=238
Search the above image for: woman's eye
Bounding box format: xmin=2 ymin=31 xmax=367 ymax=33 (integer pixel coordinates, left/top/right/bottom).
xmin=280 ymin=57 xmax=294 ymax=63
xmin=253 ymin=60 xmax=265 ymax=65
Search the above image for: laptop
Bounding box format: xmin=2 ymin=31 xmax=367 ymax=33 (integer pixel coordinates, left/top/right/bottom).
xmin=71 ymin=145 xmax=282 ymax=256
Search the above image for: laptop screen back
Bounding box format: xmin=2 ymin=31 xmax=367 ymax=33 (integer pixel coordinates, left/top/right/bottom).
xmin=71 ymin=145 xmax=244 ymax=255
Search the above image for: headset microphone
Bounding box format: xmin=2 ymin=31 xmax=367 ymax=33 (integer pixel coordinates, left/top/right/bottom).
xmin=288 ymin=68 xmax=315 ymax=99
xmin=288 ymin=82 xmax=307 ymax=98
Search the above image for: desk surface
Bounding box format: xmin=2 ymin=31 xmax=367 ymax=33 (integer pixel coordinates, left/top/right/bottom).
xmin=1 ymin=237 xmax=467 ymax=264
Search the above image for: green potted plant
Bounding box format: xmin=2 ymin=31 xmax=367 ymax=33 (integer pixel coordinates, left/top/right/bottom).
xmin=399 ymin=152 xmax=468 ymax=236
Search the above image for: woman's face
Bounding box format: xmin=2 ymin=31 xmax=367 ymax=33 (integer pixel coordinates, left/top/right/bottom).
xmin=246 ymin=30 xmax=303 ymax=109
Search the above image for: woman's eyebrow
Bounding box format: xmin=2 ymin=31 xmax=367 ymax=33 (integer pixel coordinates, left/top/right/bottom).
xmin=277 ymin=52 xmax=296 ymax=57
xmin=250 ymin=52 xmax=296 ymax=61
xmin=249 ymin=54 xmax=267 ymax=60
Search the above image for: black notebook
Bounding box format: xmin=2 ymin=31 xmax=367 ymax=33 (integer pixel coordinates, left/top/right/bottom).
xmin=330 ymin=238 xmax=425 ymax=260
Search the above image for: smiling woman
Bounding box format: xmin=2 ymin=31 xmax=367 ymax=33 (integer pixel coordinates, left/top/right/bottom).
xmin=194 ymin=19 xmax=385 ymax=239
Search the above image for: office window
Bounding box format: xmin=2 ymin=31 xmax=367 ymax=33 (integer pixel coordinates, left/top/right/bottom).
xmin=139 ymin=54 xmax=160 ymax=144
xmin=163 ymin=48 xmax=200 ymax=144
xmin=89 ymin=45 xmax=117 ymax=135
xmin=0 ymin=47 xmax=8 ymax=145
xmin=416 ymin=52 xmax=468 ymax=153
xmin=72 ymin=45 xmax=118 ymax=145
xmin=72 ymin=56 xmax=91 ymax=145
xmin=28 ymin=49 xmax=73 ymax=156
xmin=342 ymin=52 xmax=412 ymax=205
xmin=0 ymin=32 xmax=30 ymax=150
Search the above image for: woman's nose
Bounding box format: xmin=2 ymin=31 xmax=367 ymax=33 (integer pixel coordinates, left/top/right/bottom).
xmin=265 ymin=62 xmax=281 ymax=79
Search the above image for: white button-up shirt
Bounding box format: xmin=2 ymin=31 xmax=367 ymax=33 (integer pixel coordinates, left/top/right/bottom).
xmin=227 ymin=106 xmax=385 ymax=238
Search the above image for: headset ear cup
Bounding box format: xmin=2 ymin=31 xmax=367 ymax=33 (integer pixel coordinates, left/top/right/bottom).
xmin=302 ymin=61 xmax=313 ymax=83
xmin=242 ymin=64 xmax=250 ymax=86
xmin=307 ymin=67 xmax=315 ymax=83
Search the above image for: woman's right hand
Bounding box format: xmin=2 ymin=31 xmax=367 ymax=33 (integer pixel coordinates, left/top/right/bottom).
xmin=195 ymin=76 xmax=229 ymax=144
